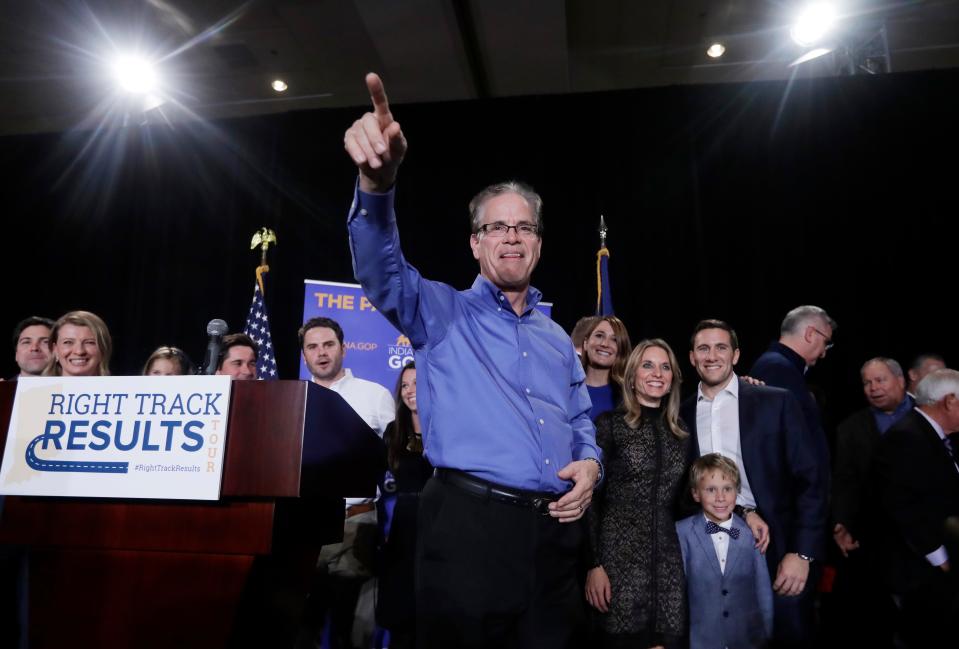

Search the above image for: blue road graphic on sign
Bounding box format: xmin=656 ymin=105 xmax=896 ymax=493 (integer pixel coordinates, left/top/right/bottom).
xmin=25 ymin=435 xmax=128 ymax=473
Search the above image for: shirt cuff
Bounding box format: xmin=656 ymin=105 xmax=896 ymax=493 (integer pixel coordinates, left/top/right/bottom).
xmin=348 ymin=179 xmax=395 ymax=222
xmin=926 ymin=545 xmax=949 ymax=567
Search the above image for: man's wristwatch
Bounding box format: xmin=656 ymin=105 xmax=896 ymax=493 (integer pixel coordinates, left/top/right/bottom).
xmin=797 ymin=554 xmax=815 ymax=562
xmin=734 ymin=505 xmax=756 ymax=518
xmin=584 ymin=457 xmax=604 ymax=484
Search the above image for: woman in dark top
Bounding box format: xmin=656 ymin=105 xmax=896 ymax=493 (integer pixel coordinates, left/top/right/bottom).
xmin=581 ymin=316 xmax=632 ymax=420
xmin=585 ymin=339 xmax=691 ymax=649
xmin=376 ymin=363 xmax=431 ymax=649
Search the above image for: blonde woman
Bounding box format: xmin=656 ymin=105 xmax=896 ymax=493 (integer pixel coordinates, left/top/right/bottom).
xmin=43 ymin=310 xmax=112 ymax=377
xmin=585 ymin=338 xmax=690 ymax=649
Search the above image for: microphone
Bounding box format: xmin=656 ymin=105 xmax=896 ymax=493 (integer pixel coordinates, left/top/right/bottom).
xmin=199 ymin=319 xmax=229 ymax=375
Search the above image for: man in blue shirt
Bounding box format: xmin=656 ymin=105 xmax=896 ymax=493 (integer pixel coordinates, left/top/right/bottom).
xmin=344 ymin=73 xmax=601 ymax=648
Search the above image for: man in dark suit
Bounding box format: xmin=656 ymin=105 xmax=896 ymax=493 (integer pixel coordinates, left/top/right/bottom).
xmin=681 ymin=319 xmax=828 ymax=648
xmin=749 ymin=305 xmax=836 ymax=470
xmin=830 ymin=357 xmax=913 ymax=647
xmin=877 ymin=368 xmax=959 ymax=648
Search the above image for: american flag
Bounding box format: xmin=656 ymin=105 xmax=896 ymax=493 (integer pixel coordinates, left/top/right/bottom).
xmin=243 ymin=281 xmax=278 ymax=380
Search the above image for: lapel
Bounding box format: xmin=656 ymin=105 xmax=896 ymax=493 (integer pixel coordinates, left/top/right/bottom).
xmin=736 ymin=379 xmax=761 ymax=497
xmin=693 ymin=517 xmax=725 ymax=579
xmin=737 ymin=379 xmax=758 ymax=448
xmin=723 ymin=514 xmax=748 ymax=577
xmin=912 ymin=411 xmax=959 ymax=482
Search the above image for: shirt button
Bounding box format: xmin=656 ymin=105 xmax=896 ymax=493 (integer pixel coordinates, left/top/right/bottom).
xmin=523 ymin=352 xmax=528 ymax=357
xmin=497 ymin=308 xmax=502 ymax=312
xmin=544 ymin=459 xmax=550 ymax=465
xmin=499 ymin=295 xmax=505 ymax=301
xmin=526 ymin=388 xmax=531 ymax=394
xmin=538 ymin=418 xmax=545 ymax=425
xmin=359 ymin=208 xmax=368 ymax=216
xmin=723 ymin=611 xmax=729 ymax=618
xmin=722 ymin=589 xmax=728 ymax=596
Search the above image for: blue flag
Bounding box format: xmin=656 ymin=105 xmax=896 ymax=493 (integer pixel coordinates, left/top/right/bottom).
xmin=244 ymin=267 xmax=278 ymax=380
xmin=596 ymin=247 xmax=614 ymax=316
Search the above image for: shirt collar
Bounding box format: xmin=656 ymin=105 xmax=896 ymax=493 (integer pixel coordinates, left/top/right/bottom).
xmin=871 ymin=394 xmax=914 ymax=418
xmin=697 ymin=373 xmax=739 ymax=402
xmin=470 ymin=274 xmax=542 ymax=315
xmin=703 ymin=513 xmax=734 ymax=529
xmin=770 ymin=341 xmax=808 ymax=374
xmin=315 ymin=367 xmax=353 ymax=390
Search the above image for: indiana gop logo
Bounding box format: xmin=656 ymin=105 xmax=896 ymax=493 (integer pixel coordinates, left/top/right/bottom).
xmin=387 ymin=334 xmax=414 ymax=369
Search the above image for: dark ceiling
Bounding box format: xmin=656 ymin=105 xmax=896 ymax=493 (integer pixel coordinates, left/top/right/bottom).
xmin=2 ymin=0 xmax=958 ymax=136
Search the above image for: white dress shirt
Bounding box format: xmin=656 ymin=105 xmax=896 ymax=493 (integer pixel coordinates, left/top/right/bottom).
xmin=706 ymin=514 xmax=735 ymax=574
xmin=695 ymin=374 xmax=757 ymax=509
xmin=317 ymin=368 xmax=396 ymax=506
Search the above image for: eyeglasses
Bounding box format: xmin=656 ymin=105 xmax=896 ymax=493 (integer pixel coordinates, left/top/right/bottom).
xmin=809 ymin=326 xmax=834 ymax=351
xmin=476 ymin=222 xmax=540 ymax=238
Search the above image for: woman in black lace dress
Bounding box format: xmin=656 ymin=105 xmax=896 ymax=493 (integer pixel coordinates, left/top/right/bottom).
xmin=585 ymin=338 xmax=691 ymax=649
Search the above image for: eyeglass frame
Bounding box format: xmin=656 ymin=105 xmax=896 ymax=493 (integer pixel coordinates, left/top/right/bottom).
xmin=809 ymin=325 xmax=834 ymax=351
xmin=474 ymin=221 xmax=541 ymax=238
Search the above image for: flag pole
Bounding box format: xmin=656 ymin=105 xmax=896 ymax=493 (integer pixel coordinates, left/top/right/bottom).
xmin=250 ymin=228 xmax=277 ymax=295
xmin=596 ymin=215 xmax=613 ymax=316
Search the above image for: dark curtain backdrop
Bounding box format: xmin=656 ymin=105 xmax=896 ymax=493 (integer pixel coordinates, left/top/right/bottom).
xmin=4 ymin=69 xmax=957 ymax=429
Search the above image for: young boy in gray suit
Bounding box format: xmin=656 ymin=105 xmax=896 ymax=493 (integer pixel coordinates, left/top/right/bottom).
xmin=676 ymin=453 xmax=774 ymax=649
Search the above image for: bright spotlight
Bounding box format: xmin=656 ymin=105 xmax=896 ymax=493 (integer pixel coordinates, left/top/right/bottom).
xmin=790 ymin=3 xmax=837 ymax=47
xmin=271 ymin=79 xmax=288 ymax=92
xmin=706 ymin=43 xmax=726 ymax=59
xmin=112 ymin=55 xmax=158 ymax=94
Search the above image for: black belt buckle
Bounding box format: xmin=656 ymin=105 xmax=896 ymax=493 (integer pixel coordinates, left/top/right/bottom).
xmin=530 ymin=497 xmax=552 ymax=516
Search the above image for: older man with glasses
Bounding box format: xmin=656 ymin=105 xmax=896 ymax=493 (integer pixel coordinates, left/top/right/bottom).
xmin=343 ymin=73 xmax=601 ymax=649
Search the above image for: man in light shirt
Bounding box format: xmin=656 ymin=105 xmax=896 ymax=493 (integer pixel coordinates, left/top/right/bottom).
xmin=877 ymin=368 xmax=959 ymax=649
xmin=680 ymin=319 xmax=827 ymax=649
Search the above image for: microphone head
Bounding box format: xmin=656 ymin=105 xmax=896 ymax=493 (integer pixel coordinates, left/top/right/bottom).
xmin=207 ymin=319 xmax=229 ymax=337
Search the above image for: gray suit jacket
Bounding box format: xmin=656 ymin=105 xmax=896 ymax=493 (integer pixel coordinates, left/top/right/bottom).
xmin=676 ymin=513 xmax=774 ymax=649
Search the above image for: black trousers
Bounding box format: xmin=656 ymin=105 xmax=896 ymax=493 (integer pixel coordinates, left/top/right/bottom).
xmin=415 ymin=476 xmax=584 ymax=649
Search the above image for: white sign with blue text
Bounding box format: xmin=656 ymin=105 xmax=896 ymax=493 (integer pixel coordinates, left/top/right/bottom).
xmin=0 ymin=376 xmax=232 ymax=500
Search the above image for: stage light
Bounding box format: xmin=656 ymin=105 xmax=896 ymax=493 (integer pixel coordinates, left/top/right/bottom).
xmin=111 ymin=55 xmax=158 ymax=94
xmin=791 ymin=3 xmax=837 ymax=47
xmin=271 ymin=79 xmax=288 ymax=92
xmin=706 ymin=43 xmax=726 ymax=59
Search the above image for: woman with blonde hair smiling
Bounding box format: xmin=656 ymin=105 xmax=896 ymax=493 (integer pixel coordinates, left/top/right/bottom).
xmin=43 ymin=310 xmax=112 ymax=377
xmin=585 ymin=338 xmax=690 ymax=649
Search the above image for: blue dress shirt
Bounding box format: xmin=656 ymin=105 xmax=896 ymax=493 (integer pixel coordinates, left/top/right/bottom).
xmin=348 ymin=186 xmax=600 ymax=493
xmin=872 ymin=394 xmax=914 ymax=434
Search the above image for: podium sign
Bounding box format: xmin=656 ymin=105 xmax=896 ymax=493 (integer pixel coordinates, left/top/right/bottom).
xmin=0 ymin=375 xmax=231 ymax=500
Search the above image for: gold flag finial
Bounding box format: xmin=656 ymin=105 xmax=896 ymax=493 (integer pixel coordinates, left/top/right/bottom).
xmin=250 ymin=228 xmax=277 ymax=294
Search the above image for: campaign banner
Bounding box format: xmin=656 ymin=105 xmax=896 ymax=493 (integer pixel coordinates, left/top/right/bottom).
xmin=301 ymin=279 xmax=553 ymax=391
xmin=0 ymin=376 xmax=232 ymax=500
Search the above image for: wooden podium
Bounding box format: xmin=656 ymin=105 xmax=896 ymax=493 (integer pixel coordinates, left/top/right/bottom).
xmin=0 ymin=379 xmax=386 ymax=649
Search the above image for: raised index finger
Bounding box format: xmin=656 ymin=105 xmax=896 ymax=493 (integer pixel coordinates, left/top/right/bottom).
xmin=365 ymin=72 xmax=392 ymax=128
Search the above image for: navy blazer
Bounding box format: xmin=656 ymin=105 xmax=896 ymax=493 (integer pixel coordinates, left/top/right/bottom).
xmin=681 ymin=379 xmax=828 ymax=564
xmin=677 ymin=513 xmax=773 ymax=649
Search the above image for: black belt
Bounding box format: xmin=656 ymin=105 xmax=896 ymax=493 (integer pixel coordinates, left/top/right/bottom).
xmin=435 ymin=468 xmax=559 ymax=516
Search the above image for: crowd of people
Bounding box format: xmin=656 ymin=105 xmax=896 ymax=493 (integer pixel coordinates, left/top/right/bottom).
xmin=3 ymin=71 xmax=959 ymax=649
